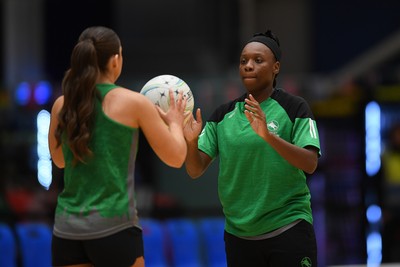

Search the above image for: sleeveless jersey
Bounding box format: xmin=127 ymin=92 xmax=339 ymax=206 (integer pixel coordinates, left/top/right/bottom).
xmin=198 ymin=88 xmax=321 ymax=237
xmin=53 ymin=84 xmax=139 ymax=240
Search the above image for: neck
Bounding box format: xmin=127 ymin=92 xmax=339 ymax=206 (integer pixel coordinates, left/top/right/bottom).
xmin=248 ymin=87 xmax=274 ymax=103
xmin=97 ymin=74 xmax=115 ymax=84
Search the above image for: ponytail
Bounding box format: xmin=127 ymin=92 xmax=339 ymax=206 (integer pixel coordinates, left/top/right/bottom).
xmin=55 ymin=26 xmax=120 ymax=164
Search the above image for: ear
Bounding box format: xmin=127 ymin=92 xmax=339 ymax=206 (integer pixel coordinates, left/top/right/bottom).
xmin=273 ymin=61 xmax=280 ymax=74
xmin=111 ymin=54 xmax=119 ymax=67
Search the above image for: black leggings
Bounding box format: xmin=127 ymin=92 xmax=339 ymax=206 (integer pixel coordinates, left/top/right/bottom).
xmin=52 ymin=227 xmax=143 ymax=267
xmin=224 ymin=220 xmax=317 ymax=267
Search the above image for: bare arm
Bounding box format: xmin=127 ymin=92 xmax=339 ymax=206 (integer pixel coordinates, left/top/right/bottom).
xmin=244 ymin=94 xmax=318 ymax=174
xmin=135 ymin=90 xmax=187 ymax=168
xmin=48 ymin=96 xmax=65 ymax=168
xmin=259 ymin=134 xmax=318 ymax=174
xmin=183 ymin=108 xmax=213 ymax=178
xmin=49 ymin=89 xmax=188 ymax=169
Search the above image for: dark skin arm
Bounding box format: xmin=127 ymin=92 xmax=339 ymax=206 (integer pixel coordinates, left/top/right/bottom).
xmin=183 ymin=108 xmax=213 ymax=178
xmin=244 ymin=94 xmax=319 ymax=174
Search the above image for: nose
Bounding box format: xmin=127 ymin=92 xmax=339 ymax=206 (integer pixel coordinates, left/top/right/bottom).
xmin=244 ymin=60 xmax=254 ymax=71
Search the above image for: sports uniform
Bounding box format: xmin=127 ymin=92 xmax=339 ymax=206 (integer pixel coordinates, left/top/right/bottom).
xmin=52 ymin=84 xmax=143 ymax=266
xmin=198 ymin=88 xmax=321 ymax=265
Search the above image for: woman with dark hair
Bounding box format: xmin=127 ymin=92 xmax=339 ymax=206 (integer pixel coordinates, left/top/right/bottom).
xmin=184 ymin=30 xmax=321 ymax=266
xmin=48 ymin=26 xmax=187 ymax=267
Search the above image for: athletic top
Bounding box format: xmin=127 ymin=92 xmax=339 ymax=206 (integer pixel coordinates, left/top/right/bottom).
xmin=53 ymin=83 xmax=139 ymax=240
xmin=198 ymin=88 xmax=321 ymax=237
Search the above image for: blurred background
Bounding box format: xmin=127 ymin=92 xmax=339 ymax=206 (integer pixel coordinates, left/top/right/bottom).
xmin=1 ymin=0 xmax=400 ymax=266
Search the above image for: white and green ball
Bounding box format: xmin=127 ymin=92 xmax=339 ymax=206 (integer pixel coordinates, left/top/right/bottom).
xmin=140 ymin=74 xmax=194 ymax=114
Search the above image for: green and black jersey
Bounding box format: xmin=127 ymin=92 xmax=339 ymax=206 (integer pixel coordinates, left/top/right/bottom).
xmin=54 ymin=84 xmax=140 ymax=240
xmin=198 ymin=88 xmax=321 ymax=237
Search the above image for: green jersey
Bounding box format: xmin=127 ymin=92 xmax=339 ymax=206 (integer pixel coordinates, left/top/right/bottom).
xmin=198 ymin=88 xmax=321 ymax=237
xmin=54 ymin=84 xmax=139 ymax=240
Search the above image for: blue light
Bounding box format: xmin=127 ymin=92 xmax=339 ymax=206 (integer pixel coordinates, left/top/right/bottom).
xmin=365 ymin=101 xmax=381 ymax=176
xmin=366 ymin=231 xmax=382 ymax=266
xmin=37 ymin=110 xmax=52 ymax=190
xmin=34 ymin=81 xmax=52 ymax=105
xmin=15 ymin=82 xmax=31 ymax=106
xmin=366 ymin=205 xmax=381 ymax=224
xmin=37 ymin=159 xmax=52 ymax=190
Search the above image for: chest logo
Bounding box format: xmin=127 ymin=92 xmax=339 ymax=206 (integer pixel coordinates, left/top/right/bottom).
xmin=228 ymin=106 xmax=238 ymax=119
xmin=267 ymin=120 xmax=279 ymax=133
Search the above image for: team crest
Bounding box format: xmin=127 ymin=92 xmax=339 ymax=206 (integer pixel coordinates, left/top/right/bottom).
xmin=267 ymin=120 xmax=279 ymax=133
xmin=300 ymin=257 xmax=312 ymax=267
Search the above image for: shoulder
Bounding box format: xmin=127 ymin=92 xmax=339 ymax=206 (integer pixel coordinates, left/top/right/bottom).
xmin=272 ymin=88 xmax=307 ymax=106
xmin=54 ymin=95 xmax=64 ymax=105
xmin=51 ymin=95 xmax=64 ymax=113
xmin=105 ymin=87 xmax=153 ymax=106
xmin=272 ymin=88 xmax=314 ymax=121
xmin=100 ymin=86 xmax=157 ymax=128
xmin=208 ymin=93 xmax=246 ymax=122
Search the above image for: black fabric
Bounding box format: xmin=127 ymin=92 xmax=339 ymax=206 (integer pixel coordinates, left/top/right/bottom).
xmin=224 ymin=220 xmax=317 ymax=267
xmin=208 ymin=93 xmax=246 ymax=123
xmin=247 ymin=35 xmax=282 ymax=61
xmin=271 ymin=88 xmax=316 ymax=122
xmin=52 ymin=226 xmax=144 ymax=267
xmin=207 ymin=88 xmax=314 ymax=124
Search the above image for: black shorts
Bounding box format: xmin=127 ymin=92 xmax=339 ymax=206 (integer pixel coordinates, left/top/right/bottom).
xmin=52 ymin=226 xmax=144 ymax=267
xmin=224 ymin=220 xmax=317 ymax=267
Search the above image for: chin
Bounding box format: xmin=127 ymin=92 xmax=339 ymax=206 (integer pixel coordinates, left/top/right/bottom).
xmin=242 ymin=81 xmax=257 ymax=90
xmin=243 ymin=84 xmax=259 ymax=93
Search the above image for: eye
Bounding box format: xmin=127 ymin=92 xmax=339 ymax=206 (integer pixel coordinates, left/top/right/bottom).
xmin=255 ymin=57 xmax=263 ymax=63
xmin=240 ymin=58 xmax=247 ymax=65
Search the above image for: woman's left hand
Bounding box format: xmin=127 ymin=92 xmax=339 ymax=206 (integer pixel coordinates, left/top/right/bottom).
xmin=244 ymin=94 xmax=269 ymax=138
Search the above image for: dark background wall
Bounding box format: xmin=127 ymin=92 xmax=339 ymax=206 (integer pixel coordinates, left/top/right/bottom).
xmin=2 ymin=0 xmax=400 ymax=266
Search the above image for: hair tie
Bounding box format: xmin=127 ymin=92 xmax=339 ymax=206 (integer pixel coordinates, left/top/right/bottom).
xmin=80 ymin=38 xmax=95 ymax=46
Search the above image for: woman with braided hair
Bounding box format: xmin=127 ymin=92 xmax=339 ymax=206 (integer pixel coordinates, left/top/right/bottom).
xmin=48 ymin=26 xmax=187 ymax=267
xmin=184 ymin=29 xmax=321 ymax=266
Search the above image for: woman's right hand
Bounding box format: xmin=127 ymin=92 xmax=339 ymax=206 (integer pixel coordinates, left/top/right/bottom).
xmin=183 ymin=107 xmax=211 ymax=179
xmin=183 ymin=107 xmax=203 ymax=143
xmin=157 ymin=89 xmax=187 ymax=128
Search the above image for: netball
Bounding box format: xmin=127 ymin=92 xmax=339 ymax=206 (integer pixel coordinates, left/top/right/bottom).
xmin=140 ymin=74 xmax=194 ymax=114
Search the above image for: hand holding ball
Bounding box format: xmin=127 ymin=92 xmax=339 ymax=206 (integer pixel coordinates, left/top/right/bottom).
xmin=140 ymin=74 xmax=194 ymax=114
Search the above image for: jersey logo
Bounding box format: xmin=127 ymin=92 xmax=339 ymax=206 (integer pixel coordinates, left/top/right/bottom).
xmin=301 ymin=257 xmax=312 ymax=267
xmin=228 ymin=106 xmax=238 ymax=119
xmin=267 ymin=120 xmax=279 ymax=134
